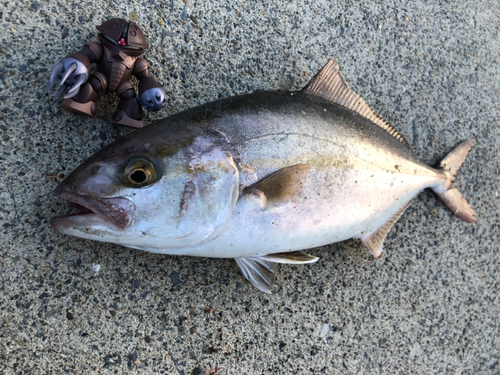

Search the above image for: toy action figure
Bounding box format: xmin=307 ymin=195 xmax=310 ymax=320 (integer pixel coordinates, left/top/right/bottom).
xmin=47 ymin=18 xmax=166 ymax=128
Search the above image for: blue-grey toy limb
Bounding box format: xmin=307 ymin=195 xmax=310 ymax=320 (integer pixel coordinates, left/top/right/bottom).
xmin=46 ymin=57 xmax=89 ymax=99
xmin=138 ymin=76 xmax=166 ymax=111
xmin=140 ymin=87 xmax=167 ymax=111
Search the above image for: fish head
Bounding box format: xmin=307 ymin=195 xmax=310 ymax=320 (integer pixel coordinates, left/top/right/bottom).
xmin=51 ymin=123 xmax=240 ymax=251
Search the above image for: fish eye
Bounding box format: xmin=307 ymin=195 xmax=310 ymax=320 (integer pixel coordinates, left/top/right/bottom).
xmin=122 ymin=157 xmax=157 ymax=187
xmin=130 ymin=169 xmax=147 ymax=183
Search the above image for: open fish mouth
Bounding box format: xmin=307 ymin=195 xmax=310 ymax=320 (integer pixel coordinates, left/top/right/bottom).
xmin=50 ymin=186 xmax=136 ymax=232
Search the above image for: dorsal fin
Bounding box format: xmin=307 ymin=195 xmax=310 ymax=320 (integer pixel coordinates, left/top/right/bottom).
xmin=303 ymin=59 xmax=412 ymax=150
xmin=360 ymin=200 xmax=413 ymax=259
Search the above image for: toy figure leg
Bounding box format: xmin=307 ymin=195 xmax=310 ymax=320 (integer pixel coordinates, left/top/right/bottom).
xmin=60 ymin=72 xmax=107 ymax=117
xmin=111 ymin=81 xmax=145 ymax=128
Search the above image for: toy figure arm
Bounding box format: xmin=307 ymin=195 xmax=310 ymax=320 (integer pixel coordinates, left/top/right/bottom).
xmin=134 ymin=58 xmax=167 ymax=112
xmin=81 ymin=42 xmax=103 ymax=64
xmin=46 ymin=42 xmax=103 ymax=99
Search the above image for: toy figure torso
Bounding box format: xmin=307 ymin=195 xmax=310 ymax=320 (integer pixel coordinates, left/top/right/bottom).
xmin=97 ymin=46 xmax=138 ymax=92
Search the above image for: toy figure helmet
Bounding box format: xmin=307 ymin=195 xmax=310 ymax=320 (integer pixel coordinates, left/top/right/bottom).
xmin=97 ymin=18 xmax=149 ymax=50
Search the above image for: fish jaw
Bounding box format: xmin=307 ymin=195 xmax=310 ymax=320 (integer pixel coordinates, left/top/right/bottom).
xmin=50 ymin=186 xmax=136 ymax=239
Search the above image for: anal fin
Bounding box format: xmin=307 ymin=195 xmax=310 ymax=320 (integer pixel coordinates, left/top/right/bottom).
xmin=361 ymin=200 xmax=413 ymax=259
xmin=234 ymin=257 xmax=276 ymax=294
xmin=261 ymin=251 xmax=319 ymax=264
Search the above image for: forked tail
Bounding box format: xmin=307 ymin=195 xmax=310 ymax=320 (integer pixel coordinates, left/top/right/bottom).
xmin=432 ymin=140 xmax=477 ymax=223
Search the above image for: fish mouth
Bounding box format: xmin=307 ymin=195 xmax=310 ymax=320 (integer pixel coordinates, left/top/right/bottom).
xmin=50 ymin=186 xmax=136 ymax=233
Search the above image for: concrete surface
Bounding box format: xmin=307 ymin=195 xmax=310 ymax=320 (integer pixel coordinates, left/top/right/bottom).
xmin=0 ymin=0 xmax=499 ymax=374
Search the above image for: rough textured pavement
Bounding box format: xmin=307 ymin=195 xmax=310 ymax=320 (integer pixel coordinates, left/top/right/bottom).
xmin=1 ymin=1 xmax=499 ymax=374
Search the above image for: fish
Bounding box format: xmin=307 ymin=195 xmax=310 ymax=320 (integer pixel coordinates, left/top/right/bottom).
xmin=51 ymin=60 xmax=476 ymax=293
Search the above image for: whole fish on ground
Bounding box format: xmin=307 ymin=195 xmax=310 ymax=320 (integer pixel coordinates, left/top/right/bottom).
xmin=51 ymin=60 xmax=476 ymax=293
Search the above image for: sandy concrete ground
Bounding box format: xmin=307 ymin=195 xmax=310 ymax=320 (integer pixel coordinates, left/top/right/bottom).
xmin=0 ymin=0 xmax=499 ymax=374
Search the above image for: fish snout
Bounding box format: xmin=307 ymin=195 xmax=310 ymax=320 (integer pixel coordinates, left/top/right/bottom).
xmin=52 ymin=182 xmax=136 ymax=230
xmin=53 ymin=183 xmax=65 ymax=198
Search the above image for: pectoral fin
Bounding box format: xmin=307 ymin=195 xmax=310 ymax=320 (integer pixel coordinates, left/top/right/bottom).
xmin=261 ymin=251 xmax=319 ymax=264
xmin=240 ymin=188 xmax=268 ymax=210
xmin=243 ymin=164 xmax=309 ymax=206
xmin=360 ymin=200 xmax=413 ymax=259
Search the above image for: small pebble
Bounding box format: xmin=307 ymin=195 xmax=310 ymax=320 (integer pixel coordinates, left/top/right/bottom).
xmin=320 ymin=324 xmax=330 ymax=338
